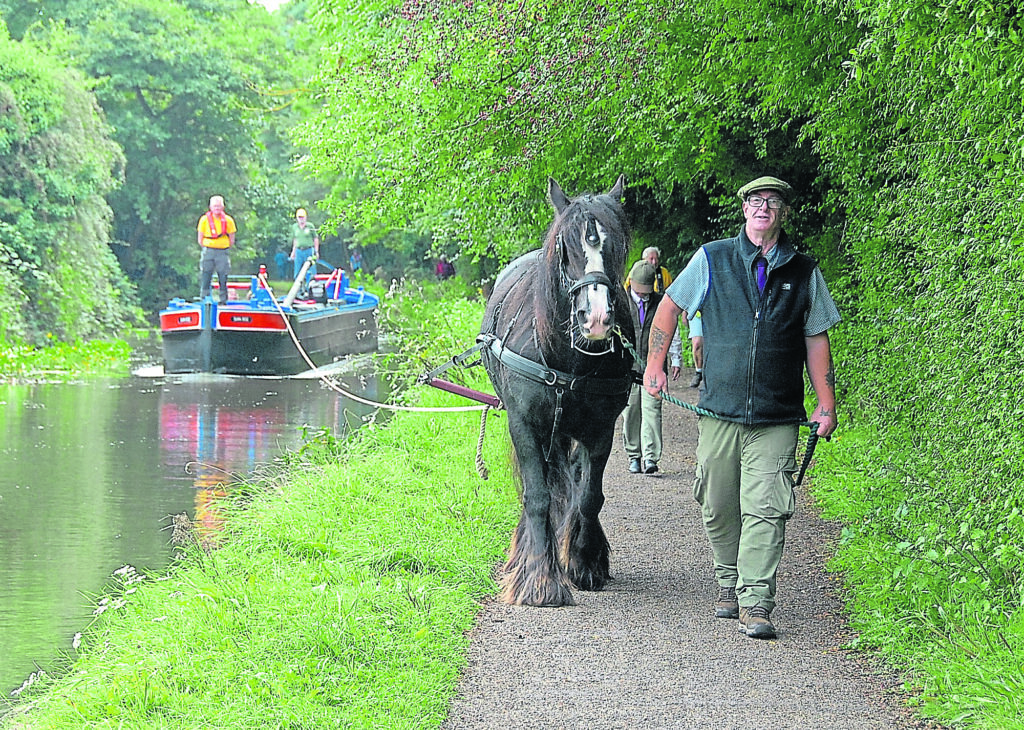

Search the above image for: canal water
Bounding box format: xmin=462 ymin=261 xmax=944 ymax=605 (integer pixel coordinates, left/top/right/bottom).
xmin=0 ymin=361 xmax=380 ymax=698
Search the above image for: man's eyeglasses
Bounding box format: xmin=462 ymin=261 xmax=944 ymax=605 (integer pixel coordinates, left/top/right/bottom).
xmin=746 ymin=195 xmax=786 ymax=210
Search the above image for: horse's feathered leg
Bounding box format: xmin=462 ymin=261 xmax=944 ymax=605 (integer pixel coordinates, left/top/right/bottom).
xmin=560 ymin=433 xmax=613 ymax=590
xmin=500 ymin=415 xmax=575 ymax=607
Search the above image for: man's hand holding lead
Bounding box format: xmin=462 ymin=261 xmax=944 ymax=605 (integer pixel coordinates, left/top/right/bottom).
xmin=644 ymin=364 xmax=667 ymax=397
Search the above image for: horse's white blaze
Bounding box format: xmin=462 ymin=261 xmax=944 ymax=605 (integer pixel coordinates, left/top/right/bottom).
xmin=582 ymin=220 xmax=607 ymax=274
xmin=581 ymin=285 xmax=612 ymax=339
xmin=578 ymin=220 xmax=612 ymax=339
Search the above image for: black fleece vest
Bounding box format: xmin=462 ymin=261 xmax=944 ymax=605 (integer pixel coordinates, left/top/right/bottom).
xmin=699 ymin=228 xmax=816 ymax=425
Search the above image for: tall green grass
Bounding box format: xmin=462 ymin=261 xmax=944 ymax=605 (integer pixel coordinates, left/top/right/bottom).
xmin=812 ymin=424 xmax=1024 ymax=729
xmin=2 ymin=285 xmax=519 ymax=728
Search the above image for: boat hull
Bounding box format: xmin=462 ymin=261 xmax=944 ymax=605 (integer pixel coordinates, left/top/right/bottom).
xmin=160 ymin=298 xmax=378 ymax=376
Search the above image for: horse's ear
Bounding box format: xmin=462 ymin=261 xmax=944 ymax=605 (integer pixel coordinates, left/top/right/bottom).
xmin=548 ymin=177 xmax=570 ymax=214
xmin=607 ymin=174 xmax=626 ymax=203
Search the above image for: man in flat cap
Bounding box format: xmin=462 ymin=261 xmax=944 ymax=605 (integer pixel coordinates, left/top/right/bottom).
xmin=622 ymin=260 xmax=681 ymax=475
xmin=642 ymin=176 xmax=840 ymax=639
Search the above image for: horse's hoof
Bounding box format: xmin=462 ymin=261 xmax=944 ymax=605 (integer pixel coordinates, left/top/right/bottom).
xmin=500 ymin=577 xmax=575 ymax=607
xmin=568 ymin=568 xmax=610 ymax=592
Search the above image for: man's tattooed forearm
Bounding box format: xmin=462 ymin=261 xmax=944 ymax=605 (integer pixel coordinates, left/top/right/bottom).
xmin=649 ymin=325 xmax=669 ymax=355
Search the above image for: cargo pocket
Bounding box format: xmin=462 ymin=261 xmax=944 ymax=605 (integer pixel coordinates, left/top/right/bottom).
xmin=692 ymin=463 xmax=707 ymax=507
xmin=768 ymin=455 xmax=797 ymax=519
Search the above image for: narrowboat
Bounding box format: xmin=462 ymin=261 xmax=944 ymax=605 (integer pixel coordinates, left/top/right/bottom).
xmin=160 ymin=264 xmax=379 ymax=376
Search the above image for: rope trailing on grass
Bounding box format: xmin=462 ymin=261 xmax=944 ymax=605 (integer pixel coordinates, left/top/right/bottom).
xmin=475 ymin=406 xmax=491 ymax=480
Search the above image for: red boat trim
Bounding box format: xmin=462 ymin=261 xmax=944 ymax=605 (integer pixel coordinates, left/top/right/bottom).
xmin=215 ymin=309 xmax=288 ymax=332
xmin=160 ymin=309 xmax=202 ymax=332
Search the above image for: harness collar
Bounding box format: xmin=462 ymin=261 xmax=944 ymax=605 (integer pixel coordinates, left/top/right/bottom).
xmin=478 ymin=333 xmax=631 ymax=395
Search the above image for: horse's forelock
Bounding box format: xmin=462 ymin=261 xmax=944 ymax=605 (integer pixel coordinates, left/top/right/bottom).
xmin=580 ymin=197 xmax=629 ymax=271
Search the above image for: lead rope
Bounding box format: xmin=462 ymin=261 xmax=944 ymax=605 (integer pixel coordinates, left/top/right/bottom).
xmin=615 ymin=326 xmax=723 ymax=420
xmin=475 ymin=406 xmax=491 ymax=479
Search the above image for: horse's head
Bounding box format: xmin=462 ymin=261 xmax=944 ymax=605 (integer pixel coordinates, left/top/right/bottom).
xmin=545 ymin=175 xmax=629 ymax=347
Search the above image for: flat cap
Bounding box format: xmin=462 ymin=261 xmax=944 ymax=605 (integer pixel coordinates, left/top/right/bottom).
xmin=737 ymin=176 xmax=793 ymax=202
xmin=628 ymin=260 xmax=656 ymax=294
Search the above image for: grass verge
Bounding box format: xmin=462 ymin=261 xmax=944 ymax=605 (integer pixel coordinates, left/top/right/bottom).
xmin=811 ymin=422 xmax=1024 ymax=729
xmin=2 ymin=287 xmax=519 ymax=728
xmin=0 ymin=338 xmax=132 ymax=382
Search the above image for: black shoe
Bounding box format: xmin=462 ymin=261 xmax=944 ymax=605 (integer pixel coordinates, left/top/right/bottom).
xmin=739 ymin=606 xmax=777 ymax=639
xmin=628 ymin=458 xmax=642 ymax=474
xmin=715 ymin=586 xmax=739 ymax=619
xmin=643 ymin=460 xmax=659 ymax=475
xmin=689 ymin=372 xmax=702 ymax=388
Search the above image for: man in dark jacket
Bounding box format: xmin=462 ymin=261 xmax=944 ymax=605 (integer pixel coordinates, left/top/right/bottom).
xmin=642 ymin=176 xmax=840 ymax=639
xmin=622 ymin=260 xmax=681 ymax=475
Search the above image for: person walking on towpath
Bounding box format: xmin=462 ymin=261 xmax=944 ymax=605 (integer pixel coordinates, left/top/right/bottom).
xmin=622 ymin=259 xmax=681 ymax=476
xmin=687 ymin=310 xmax=704 ymax=389
xmin=642 ymin=175 xmax=841 ymax=640
xmin=625 ymin=245 xmax=673 ymax=293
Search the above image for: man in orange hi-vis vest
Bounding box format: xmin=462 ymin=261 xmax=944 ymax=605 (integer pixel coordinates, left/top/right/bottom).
xmin=197 ymin=194 xmax=237 ymax=303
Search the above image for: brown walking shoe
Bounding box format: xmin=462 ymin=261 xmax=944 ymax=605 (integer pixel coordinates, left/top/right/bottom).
xmin=715 ymin=585 xmax=739 ymax=619
xmin=738 ymin=605 xmax=776 ymax=639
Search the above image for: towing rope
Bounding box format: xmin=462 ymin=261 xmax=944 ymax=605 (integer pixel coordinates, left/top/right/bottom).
xmin=259 ymin=273 xmax=489 ymax=414
xmin=258 ymin=273 xmax=495 ymax=478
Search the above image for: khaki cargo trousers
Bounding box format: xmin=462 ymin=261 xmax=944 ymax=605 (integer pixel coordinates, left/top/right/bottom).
xmin=621 ymin=383 xmax=663 ymax=465
xmin=693 ymin=417 xmax=799 ymax=612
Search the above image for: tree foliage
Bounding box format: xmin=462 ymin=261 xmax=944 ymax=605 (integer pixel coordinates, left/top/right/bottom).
xmin=299 ymin=0 xmax=848 ymax=269
xmin=0 ymin=25 xmax=138 ymax=342
xmin=302 ymin=2 xmax=1024 ymax=723
xmin=4 ymin=0 xmax=324 ymax=304
xmin=55 ymin=0 xmax=305 ymax=301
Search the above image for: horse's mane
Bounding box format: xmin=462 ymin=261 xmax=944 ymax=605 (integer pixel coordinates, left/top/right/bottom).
xmin=535 ymin=192 xmax=631 ymax=350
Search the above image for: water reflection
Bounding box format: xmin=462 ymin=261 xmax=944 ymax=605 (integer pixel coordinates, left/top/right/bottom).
xmin=0 ymin=365 xmax=379 ymax=698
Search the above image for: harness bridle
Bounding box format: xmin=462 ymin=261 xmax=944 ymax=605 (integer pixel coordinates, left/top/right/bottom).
xmin=555 ymin=217 xmax=620 ymax=357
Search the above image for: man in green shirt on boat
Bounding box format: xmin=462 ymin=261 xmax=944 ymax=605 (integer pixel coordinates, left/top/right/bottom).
xmin=289 ymin=207 xmax=320 ymax=286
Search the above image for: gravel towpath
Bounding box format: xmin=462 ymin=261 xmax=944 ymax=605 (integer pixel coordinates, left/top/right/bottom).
xmin=443 ymin=373 xmax=931 ymax=730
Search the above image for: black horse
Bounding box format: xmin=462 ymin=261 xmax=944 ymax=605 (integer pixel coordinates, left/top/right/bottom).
xmin=479 ymin=175 xmax=636 ymax=607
